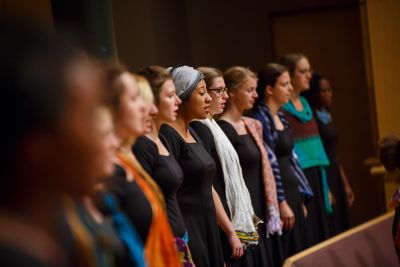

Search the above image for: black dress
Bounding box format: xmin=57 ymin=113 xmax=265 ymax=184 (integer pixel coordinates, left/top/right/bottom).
xmin=104 ymin=165 xmax=153 ymax=244
xmin=316 ymin=116 xmax=349 ymax=234
xmin=218 ymin=121 xmax=275 ymax=267
xmin=132 ymin=135 xmax=186 ymax=238
xmin=190 ymin=121 xmax=234 ymax=266
xmin=275 ymin=129 xmax=308 ymax=258
xmin=160 ymin=124 xmax=224 ymax=267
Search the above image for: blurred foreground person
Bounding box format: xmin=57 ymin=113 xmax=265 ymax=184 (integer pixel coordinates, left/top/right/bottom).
xmin=0 ymin=23 xmax=106 ymax=267
xmin=102 ymin=65 xmax=181 ymax=267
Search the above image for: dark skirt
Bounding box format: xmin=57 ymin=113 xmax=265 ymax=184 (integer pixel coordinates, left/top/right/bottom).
xmin=327 ymin=162 xmax=349 ymax=235
xmin=279 ymin=157 xmax=309 ymax=258
xmin=303 ymin=167 xmax=331 ymax=246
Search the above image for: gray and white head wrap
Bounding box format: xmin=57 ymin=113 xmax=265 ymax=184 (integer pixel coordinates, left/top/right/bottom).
xmin=167 ymin=65 xmax=205 ymax=102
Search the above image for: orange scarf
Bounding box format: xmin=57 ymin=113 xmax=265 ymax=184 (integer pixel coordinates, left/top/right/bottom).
xmin=116 ymin=150 xmax=181 ymax=267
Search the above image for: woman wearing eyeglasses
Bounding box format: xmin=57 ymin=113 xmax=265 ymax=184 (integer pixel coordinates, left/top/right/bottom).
xmin=279 ymin=54 xmax=332 ymax=246
xmin=190 ymin=67 xmax=260 ymax=266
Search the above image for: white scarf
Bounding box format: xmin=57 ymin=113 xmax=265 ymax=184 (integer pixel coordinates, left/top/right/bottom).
xmin=201 ymin=118 xmax=260 ymax=246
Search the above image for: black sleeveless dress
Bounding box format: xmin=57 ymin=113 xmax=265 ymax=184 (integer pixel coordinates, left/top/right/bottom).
xmin=218 ymin=121 xmax=275 ymax=267
xmin=160 ymin=124 xmax=224 ymax=267
xmin=316 ymin=117 xmax=349 ymax=234
xmin=132 ymin=136 xmax=186 ymax=238
xmin=275 ymin=129 xmax=308 ymax=258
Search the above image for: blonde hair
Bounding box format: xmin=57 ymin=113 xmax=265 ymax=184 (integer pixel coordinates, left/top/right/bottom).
xmin=134 ymin=74 xmax=155 ymax=104
xmin=223 ymin=66 xmax=257 ymax=109
xmin=224 ymin=66 xmax=257 ymax=91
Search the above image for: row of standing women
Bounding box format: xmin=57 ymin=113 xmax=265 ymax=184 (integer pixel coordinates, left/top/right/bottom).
xmin=0 ymin=24 xmax=354 ymax=267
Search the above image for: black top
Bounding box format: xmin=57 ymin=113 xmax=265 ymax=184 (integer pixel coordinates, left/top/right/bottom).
xmin=160 ymin=124 xmax=224 ymax=267
xmin=190 ymin=121 xmax=231 ymax=218
xmin=218 ymin=121 xmax=266 ymax=221
xmin=275 ymin=128 xmax=295 ymax=158
xmin=316 ymin=116 xmax=349 ymax=234
xmin=275 ymin=128 xmax=302 ymax=203
xmin=276 ymin=129 xmax=309 ymax=256
xmin=132 ymin=135 xmax=186 ymax=237
xmin=104 ymin=165 xmax=153 ymax=244
xmin=160 ymin=124 xmax=217 ymax=213
xmin=317 ymin=119 xmax=339 ymax=166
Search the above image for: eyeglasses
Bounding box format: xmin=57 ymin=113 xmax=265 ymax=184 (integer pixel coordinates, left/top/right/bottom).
xmin=208 ymin=87 xmax=228 ymax=96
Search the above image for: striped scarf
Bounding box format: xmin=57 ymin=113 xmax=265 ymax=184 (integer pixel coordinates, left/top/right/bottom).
xmin=253 ymin=104 xmax=313 ymax=202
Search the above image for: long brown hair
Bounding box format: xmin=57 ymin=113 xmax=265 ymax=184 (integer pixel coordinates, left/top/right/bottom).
xmin=256 ymin=63 xmax=288 ymax=104
xmin=279 ymin=53 xmax=307 ymax=76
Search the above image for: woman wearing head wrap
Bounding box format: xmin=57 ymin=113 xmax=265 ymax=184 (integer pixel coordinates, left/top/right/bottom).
xmin=160 ymin=66 xmax=225 ymax=267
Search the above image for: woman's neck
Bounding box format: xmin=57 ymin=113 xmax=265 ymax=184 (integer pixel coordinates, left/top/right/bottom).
xmin=118 ymin=134 xmax=135 ymax=153
xmin=169 ymin=114 xmax=191 ymax=135
xmin=290 ymin=88 xmax=301 ymax=102
xmin=221 ymin=104 xmax=243 ymax=122
xmin=146 ymin=120 xmax=159 ymax=141
xmin=265 ymin=98 xmax=280 ymax=116
xmin=115 ymin=124 xmax=135 ymax=151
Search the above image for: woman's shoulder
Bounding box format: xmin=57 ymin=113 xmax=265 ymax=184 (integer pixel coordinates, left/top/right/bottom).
xmin=133 ymin=136 xmax=157 ymax=153
xmin=159 ymin=124 xmax=185 ymax=157
xmin=190 ymin=120 xmax=213 ymax=140
xmin=217 ymin=119 xmax=238 ymax=141
xmin=190 ymin=120 xmax=216 ymax=152
xmin=243 ymin=116 xmax=262 ymax=129
xmin=159 ymin=123 xmax=177 ymax=137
